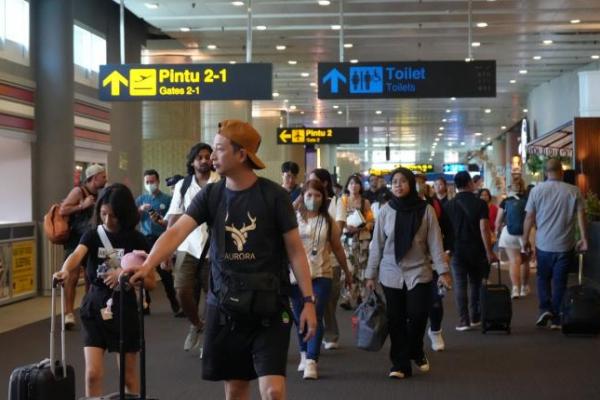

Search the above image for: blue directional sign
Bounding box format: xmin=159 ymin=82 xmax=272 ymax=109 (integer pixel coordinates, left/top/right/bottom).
xmin=318 ymin=60 xmax=495 ymax=99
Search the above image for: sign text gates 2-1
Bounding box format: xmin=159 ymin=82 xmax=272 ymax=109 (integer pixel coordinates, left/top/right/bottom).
xmin=318 ymin=60 xmax=495 ymax=99
xmin=99 ymin=63 xmax=272 ymax=101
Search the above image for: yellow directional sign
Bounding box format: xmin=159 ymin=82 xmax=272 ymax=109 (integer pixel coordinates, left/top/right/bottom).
xmin=276 ymin=127 xmax=359 ymax=145
xmin=130 ymin=69 xmax=157 ymax=96
xmin=102 ymin=70 xmax=128 ymax=96
xmin=279 ymin=129 xmax=292 ymax=143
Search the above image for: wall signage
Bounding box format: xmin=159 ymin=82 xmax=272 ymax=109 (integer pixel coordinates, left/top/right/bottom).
xmin=277 ymin=127 xmax=359 ymax=145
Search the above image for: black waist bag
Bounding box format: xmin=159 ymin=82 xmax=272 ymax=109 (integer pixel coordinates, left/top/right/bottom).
xmin=219 ymin=271 xmax=281 ymax=321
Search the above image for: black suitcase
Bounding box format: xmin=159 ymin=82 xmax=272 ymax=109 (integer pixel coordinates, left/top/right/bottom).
xmin=82 ymin=275 xmax=157 ymax=400
xmin=8 ymin=279 xmax=76 ymax=400
xmin=561 ymin=253 xmax=600 ymax=335
xmin=480 ymin=261 xmax=512 ymax=334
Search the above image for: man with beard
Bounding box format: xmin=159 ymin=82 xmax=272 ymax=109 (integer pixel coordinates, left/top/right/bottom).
xmin=165 ymin=143 xmax=220 ymax=354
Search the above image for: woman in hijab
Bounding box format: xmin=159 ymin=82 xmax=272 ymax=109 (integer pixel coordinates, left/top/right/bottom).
xmin=366 ymin=168 xmax=451 ymax=379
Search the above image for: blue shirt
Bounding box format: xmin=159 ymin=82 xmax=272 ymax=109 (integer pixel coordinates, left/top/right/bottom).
xmin=136 ymin=191 xmax=172 ymax=237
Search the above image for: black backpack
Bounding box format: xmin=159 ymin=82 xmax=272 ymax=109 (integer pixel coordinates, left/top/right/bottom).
xmin=504 ymin=196 xmax=527 ymax=235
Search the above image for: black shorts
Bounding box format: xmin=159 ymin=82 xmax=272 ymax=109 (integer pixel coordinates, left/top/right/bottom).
xmin=202 ymin=303 xmax=292 ymax=381
xmin=80 ymin=292 xmax=140 ymax=353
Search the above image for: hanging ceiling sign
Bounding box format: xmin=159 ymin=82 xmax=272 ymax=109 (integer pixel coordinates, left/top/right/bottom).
xmin=99 ymin=63 xmax=272 ymax=101
xmin=318 ymin=60 xmax=495 ymax=99
xmin=277 ymin=127 xmax=359 ymax=145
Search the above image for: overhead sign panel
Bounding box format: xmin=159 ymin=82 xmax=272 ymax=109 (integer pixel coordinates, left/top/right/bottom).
xmin=318 ymin=60 xmax=495 ymax=99
xmin=99 ymin=63 xmax=272 ymax=101
xmin=277 ymin=127 xmax=359 ymax=145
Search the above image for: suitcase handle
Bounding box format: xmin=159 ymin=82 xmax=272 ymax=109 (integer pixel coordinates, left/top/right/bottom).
xmin=50 ymin=277 xmax=67 ymax=379
xmin=578 ymin=252 xmax=584 ymax=285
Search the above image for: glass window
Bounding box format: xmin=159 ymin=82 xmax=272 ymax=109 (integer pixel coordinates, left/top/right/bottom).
xmin=0 ymin=0 xmax=30 ymax=65
xmin=73 ymin=23 xmax=106 ymax=85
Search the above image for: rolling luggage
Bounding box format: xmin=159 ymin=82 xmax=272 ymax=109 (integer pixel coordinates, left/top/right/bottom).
xmin=8 ymin=279 xmax=76 ymax=400
xmin=480 ymin=261 xmax=512 ymax=334
xmin=83 ymin=274 xmax=157 ymax=400
xmin=561 ymin=253 xmax=600 ymax=335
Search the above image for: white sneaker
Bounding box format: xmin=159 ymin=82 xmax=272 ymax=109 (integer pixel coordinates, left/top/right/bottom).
xmin=183 ymin=325 xmax=202 ymax=351
xmin=323 ymin=341 xmax=340 ymax=350
xmin=297 ymin=352 xmax=307 ymax=372
xmin=303 ymin=359 xmax=318 ymax=380
xmin=520 ymin=285 xmax=530 ymax=297
xmin=512 ymin=286 xmax=520 ymax=299
xmin=428 ymin=329 xmax=445 ymax=352
xmin=64 ymin=313 xmax=76 ymax=330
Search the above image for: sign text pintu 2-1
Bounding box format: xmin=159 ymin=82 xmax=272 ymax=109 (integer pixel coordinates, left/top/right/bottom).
xmin=318 ymin=60 xmax=495 ymax=99
xmin=277 ymin=127 xmax=359 ymax=145
xmin=99 ymin=63 xmax=272 ymax=101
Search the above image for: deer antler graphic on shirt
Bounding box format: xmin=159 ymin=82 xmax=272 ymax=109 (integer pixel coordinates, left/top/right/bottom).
xmin=225 ymin=213 xmax=257 ymax=251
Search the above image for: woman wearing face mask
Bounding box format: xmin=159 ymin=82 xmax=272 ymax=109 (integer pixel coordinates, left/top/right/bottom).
xmin=366 ymin=168 xmax=451 ymax=379
xmin=291 ymin=179 xmax=353 ymax=380
xmin=338 ymin=174 xmax=374 ymax=309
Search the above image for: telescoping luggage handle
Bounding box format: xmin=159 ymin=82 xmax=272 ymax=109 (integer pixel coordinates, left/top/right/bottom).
xmin=50 ymin=277 xmax=67 ymax=379
xmin=578 ymin=252 xmax=584 ymax=285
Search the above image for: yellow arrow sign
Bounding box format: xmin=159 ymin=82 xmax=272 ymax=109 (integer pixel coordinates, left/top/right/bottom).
xmin=279 ymin=129 xmax=292 ymax=143
xmin=102 ymin=70 xmax=129 ymax=96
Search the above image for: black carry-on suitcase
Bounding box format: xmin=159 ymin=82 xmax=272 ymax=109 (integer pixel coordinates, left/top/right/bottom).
xmin=82 ymin=274 xmax=157 ymax=400
xmin=480 ymin=261 xmax=512 ymax=334
xmin=561 ymin=253 xmax=600 ymax=335
xmin=8 ymin=279 xmax=76 ymax=400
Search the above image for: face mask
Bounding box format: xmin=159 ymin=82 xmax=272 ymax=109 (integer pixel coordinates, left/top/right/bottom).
xmin=145 ymin=183 xmax=158 ymax=193
xmin=304 ymin=196 xmax=321 ymax=212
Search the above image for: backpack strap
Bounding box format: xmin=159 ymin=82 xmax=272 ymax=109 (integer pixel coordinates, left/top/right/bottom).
xmin=179 ymin=175 xmax=194 ymax=209
xmin=96 ymin=225 xmax=120 ymax=269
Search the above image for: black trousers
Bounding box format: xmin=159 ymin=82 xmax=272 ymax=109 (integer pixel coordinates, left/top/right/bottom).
xmin=382 ymin=282 xmax=433 ymax=375
xmin=145 ymin=235 xmax=179 ymax=312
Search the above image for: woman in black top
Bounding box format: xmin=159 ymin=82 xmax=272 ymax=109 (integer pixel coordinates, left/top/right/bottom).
xmin=54 ymin=183 xmax=156 ymax=397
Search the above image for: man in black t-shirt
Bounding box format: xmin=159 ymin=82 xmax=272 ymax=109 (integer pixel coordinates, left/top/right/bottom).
xmin=132 ymin=120 xmax=317 ymax=400
xmin=443 ymin=171 xmax=498 ymax=331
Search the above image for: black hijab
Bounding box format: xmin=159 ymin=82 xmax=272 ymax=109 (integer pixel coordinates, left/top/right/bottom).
xmin=388 ymin=168 xmax=428 ymax=264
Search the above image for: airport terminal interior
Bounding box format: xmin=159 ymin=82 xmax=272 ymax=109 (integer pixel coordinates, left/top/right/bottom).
xmin=2 ymin=0 xmax=600 ymax=399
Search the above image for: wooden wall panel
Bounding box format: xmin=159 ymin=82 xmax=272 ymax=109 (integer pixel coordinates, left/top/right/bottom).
xmin=574 ymin=117 xmax=600 ymax=196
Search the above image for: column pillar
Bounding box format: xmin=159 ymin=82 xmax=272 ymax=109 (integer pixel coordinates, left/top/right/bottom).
xmin=201 ymin=101 xmax=251 ymax=145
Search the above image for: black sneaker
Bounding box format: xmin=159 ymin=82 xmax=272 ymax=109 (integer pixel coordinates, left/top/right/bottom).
xmin=536 ymin=311 xmax=553 ymax=328
xmin=413 ymin=356 xmax=430 ymax=372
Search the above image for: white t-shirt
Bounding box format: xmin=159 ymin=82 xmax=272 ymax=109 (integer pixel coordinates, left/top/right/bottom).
xmin=166 ymin=171 xmax=220 ymax=258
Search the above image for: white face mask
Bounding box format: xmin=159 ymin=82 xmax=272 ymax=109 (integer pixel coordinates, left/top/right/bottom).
xmin=145 ymin=183 xmax=158 ymax=193
xmin=304 ymin=196 xmax=321 ymax=212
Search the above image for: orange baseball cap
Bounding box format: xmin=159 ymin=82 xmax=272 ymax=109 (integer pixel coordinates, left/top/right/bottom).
xmin=217 ymin=119 xmax=266 ymax=170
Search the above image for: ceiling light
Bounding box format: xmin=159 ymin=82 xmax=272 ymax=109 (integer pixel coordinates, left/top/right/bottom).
xmin=300 ymin=111 xmax=305 ymax=115
xmin=460 ymin=142 xmax=465 ymax=146
xmin=471 ymin=42 xmax=481 ymax=47
xmin=333 ymin=105 xmax=339 ymax=109
xmin=429 ymin=158 xmax=433 ymax=161
xmin=301 ymin=72 xmax=310 ymax=77
xmin=180 ymin=27 xmax=191 ymax=32
xmin=144 ymin=3 xmax=159 ymax=9
xmin=310 ymin=82 xmax=317 ymax=87
xmin=289 ymin=105 xmax=297 ymax=111
xmin=592 ymin=55 xmax=600 ymax=60
xmin=229 ymin=61 xmax=236 ymax=64
xmin=474 ymin=132 xmax=483 ymax=136
xmin=523 ymin=108 xmax=528 ymax=113
xmin=375 ymin=110 xmax=382 ymax=115
xmin=437 ymin=133 xmax=443 ymax=137
xmin=446 ymin=109 xmax=451 ymax=113
xmin=344 ymin=43 xmax=353 ymax=48
xmin=533 ymin=56 xmax=542 ymax=60
xmin=476 ymin=22 xmax=488 ymax=28
xmin=276 ymin=45 xmax=286 ymax=51
xmin=288 ymin=60 xmax=297 ymax=65
xmin=485 ymin=108 xmax=492 ymax=113
xmin=312 ymin=119 xmax=318 ymax=124
xmin=350 ymin=59 xmax=359 ymax=64
xmin=439 ymin=127 xmax=444 ymax=131
xmin=487 ymin=137 xmax=492 ymax=141
xmin=207 ymin=44 xmax=217 ymax=50
xmin=256 ymin=25 xmax=267 ymax=30
xmin=570 ymin=19 xmax=581 ymax=24
xmin=232 ymin=1 xmax=245 ymax=6
xmin=510 ymin=79 xmax=516 ymax=84
xmin=465 ymin=57 xmax=473 ymax=62
xmin=331 ymin=25 xmax=341 ymax=30
xmin=435 ymin=138 xmax=440 ymax=142
xmin=501 ymin=125 xmax=507 ymax=130
xmin=519 ymin=69 xmax=528 ymax=74
xmin=337 ymin=110 xmax=343 ymax=115
xmin=450 ymin=97 xmax=456 ymax=101
xmin=543 ymin=39 xmax=553 ymax=45
xmin=272 ymin=92 xmax=280 ymax=97
xmin=318 ymin=0 xmax=331 ymax=5
xmin=442 ymin=118 xmax=447 ymax=122
xmin=448 ymin=143 xmax=453 ymax=147
xmin=284 ymin=99 xmax=289 ymax=103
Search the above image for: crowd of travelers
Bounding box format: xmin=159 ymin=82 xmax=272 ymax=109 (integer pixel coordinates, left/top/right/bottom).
xmin=52 ymin=121 xmax=587 ymax=399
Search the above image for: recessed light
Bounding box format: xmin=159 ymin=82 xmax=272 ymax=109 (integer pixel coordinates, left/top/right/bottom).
xmin=471 ymin=42 xmax=481 ymax=47
xmin=283 ymin=99 xmax=289 ymax=103
xmin=300 ymin=111 xmax=305 ymax=115
xmin=289 ymin=105 xmax=297 ymax=110
xmin=465 ymin=57 xmax=473 ymax=62
xmin=344 ymin=43 xmax=353 ymax=48
xmin=485 ymin=108 xmax=492 ymax=113
xmin=460 ymin=142 xmax=465 ymax=146
xmin=312 ymin=119 xmax=318 ymax=124
xmin=442 ymin=118 xmax=447 ymax=122
xmin=476 ymin=22 xmax=488 ymax=28
xmin=272 ymin=92 xmax=280 ymax=97
xmin=438 ymin=133 xmax=443 ymax=137
xmin=570 ymin=19 xmax=581 ymax=24
xmin=450 ymin=97 xmax=456 ymax=101
xmin=510 ymin=79 xmax=517 ymax=84
xmin=333 ymin=105 xmax=339 ymax=109
xmin=375 ymin=110 xmax=382 ymax=115
xmin=448 ymin=143 xmax=453 ymax=147
xmin=276 ymin=45 xmax=286 ymax=51
xmin=435 ymin=138 xmax=440 ymax=142
xmin=501 ymin=125 xmax=507 ymax=130
xmin=301 ymin=72 xmax=310 ymax=77
xmin=180 ymin=27 xmax=191 ymax=32
xmin=350 ymin=59 xmax=359 ymax=64
xmin=487 ymin=137 xmax=492 ymax=141
xmin=474 ymin=132 xmax=483 ymax=136
xmin=310 ymin=82 xmax=317 ymax=87
xmin=318 ymin=0 xmax=331 ymax=5
xmin=331 ymin=25 xmax=341 ymax=30
xmin=446 ymin=109 xmax=451 ymax=113
xmin=145 ymin=3 xmax=159 ymax=9
xmin=533 ymin=56 xmax=542 ymax=60
xmin=543 ymin=39 xmax=553 ymax=45
xmin=429 ymin=158 xmax=433 ymax=161
xmin=337 ymin=110 xmax=343 ymax=115
xmin=207 ymin=44 xmax=217 ymax=50
xmin=523 ymin=108 xmax=528 ymax=113
xmin=232 ymin=1 xmax=245 ymax=6
xmin=256 ymin=25 xmax=267 ymax=30
xmin=229 ymin=61 xmax=236 ymax=64
xmin=439 ymin=127 xmax=444 ymax=131
xmin=519 ymin=69 xmax=528 ymax=74
xmin=288 ymin=60 xmax=297 ymax=65
xmin=592 ymin=55 xmax=600 ymax=60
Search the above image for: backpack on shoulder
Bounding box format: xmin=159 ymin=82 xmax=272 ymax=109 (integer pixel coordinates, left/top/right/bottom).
xmin=44 ymin=204 xmax=70 ymax=245
xmin=505 ymin=196 xmax=527 ymax=235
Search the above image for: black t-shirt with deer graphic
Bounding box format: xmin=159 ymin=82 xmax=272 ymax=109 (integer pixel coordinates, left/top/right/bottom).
xmin=186 ymin=177 xmax=298 ymax=305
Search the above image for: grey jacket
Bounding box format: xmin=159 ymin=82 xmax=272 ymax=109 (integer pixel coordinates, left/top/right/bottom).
xmin=365 ymin=203 xmax=449 ymax=290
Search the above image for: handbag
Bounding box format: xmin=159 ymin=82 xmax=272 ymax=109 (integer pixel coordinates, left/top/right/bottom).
xmin=347 ymin=209 xmax=366 ymax=228
xmin=219 ymin=271 xmax=282 ymax=321
xmin=355 ymin=291 xmax=388 ymax=351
